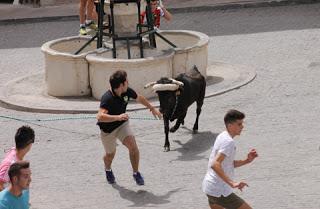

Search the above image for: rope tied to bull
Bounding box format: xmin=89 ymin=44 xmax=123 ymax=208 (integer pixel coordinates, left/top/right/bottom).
xmin=0 ymin=113 xmax=159 ymax=123
xmin=169 ymin=95 xmax=179 ymax=120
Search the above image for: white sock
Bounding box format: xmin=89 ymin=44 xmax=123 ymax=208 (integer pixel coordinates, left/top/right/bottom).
xmin=85 ymin=20 xmax=93 ymax=25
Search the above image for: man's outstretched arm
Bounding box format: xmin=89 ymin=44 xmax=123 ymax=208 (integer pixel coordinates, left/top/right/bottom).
xmin=136 ymin=95 xmax=162 ymax=119
xmin=212 ymin=152 xmax=249 ymax=191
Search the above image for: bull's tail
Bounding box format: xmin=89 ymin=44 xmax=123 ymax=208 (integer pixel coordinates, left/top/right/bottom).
xmin=192 ymin=65 xmax=200 ymax=73
xmin=187 ymin=65 xmax=203 ymax=79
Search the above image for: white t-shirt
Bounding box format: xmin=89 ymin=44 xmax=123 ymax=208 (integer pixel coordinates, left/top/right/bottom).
xmin=202 ymin=131 xmax=236 ymax=197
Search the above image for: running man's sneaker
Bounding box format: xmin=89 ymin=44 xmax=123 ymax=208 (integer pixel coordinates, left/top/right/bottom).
xmin=86 ymin=21 xmax=98 ymax=30
xmin=105 ymin=170 xmax=116 ymax=184
xmin=79 ymin=27 xmax=87 ymax=35
xmin=133 ymin=172 xmax=144 ymax=185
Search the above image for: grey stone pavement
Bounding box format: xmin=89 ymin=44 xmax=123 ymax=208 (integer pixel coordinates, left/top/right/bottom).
xmin=1 ymin=1 xmax=320 ymax=209
xmin=0 ymin=0 xmax=319 ymax=23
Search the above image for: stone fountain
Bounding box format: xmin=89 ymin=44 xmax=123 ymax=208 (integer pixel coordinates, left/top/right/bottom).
xmin=41 ymin=0 xmax=210 ymax=100
xmin=0 ymin=1 xmax=257 ymax=114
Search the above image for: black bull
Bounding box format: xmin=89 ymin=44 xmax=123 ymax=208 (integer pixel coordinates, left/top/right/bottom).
xmin=145 ymin=66 xmax=206 ymax=152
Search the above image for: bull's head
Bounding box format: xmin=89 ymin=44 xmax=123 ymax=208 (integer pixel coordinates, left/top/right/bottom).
xmin=145 ymin=77 xmax=184 ymax=120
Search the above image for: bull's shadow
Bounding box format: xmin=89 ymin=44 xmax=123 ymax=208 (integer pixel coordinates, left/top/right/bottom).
xmin=111 ymin=184 xmax=180 ymax=207
xmin=171 ymin=129 xmax=218 ymax=161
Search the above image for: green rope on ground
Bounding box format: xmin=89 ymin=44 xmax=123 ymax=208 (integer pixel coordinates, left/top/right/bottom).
xmin=0 ymin=114 xmax=159 ymax=122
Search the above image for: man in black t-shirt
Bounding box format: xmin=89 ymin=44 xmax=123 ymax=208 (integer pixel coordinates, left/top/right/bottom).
xmin=97 ymin=70 xmax=162 ymax=185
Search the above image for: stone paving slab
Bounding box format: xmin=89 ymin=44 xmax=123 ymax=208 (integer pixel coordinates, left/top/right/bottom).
xmin=0 ymin=62 xmax=256 ymax=113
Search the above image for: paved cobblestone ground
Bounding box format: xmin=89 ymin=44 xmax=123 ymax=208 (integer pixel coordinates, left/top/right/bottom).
xmin=0 ymin=3 xmax=320 ymax=209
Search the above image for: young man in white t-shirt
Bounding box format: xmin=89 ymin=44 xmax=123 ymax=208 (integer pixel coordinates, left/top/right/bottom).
xmin=202 ymin=109 xmax=258 ymax=209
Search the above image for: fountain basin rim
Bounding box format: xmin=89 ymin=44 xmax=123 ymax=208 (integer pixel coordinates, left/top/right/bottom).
xmin=86 ymin=48 xmax=175 ymax=63
xmin=41 ymin=36 xmax=97 ymax=58
xmin=158 ymin=30 xmax=210 ymax=52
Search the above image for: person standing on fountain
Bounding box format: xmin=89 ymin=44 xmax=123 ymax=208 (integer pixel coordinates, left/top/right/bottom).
xmin=140 ymin=0 xmax=172 ymax=28
xmin=97 ymin=70 xmax=162 ymax=185
xmin=79 ymin=0 xmax=97 ymax=35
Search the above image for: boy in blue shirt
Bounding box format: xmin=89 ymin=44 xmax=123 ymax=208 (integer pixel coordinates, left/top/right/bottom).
xmin=0 ymin=161 xmax=31 ymax=209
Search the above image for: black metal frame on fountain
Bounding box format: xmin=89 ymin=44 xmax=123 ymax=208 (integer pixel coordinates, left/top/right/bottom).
xmin=75 ymin=0 xmax=176 ymax=59
xmin=110 ymin=0 xmax=143 ymax=59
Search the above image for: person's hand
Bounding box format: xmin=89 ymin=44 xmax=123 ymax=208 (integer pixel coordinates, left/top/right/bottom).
xmin=231 ymin=181 xmax=248 ymax=191
xmin=150 ymin=107 xmax=162 ymax=120
xmin=118 ymin=113 xmax=129 ymax=121
xmin=247 ymin=149 xmax=258 ymax=163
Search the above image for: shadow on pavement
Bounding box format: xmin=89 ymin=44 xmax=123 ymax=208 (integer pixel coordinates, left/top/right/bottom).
xmin=206 ymin=75 xmax=224 ymax=86
xmin=171 ymin=130 xmax=217 ymax=161
xmin=111 ymin=184 xmax=181 ymax=207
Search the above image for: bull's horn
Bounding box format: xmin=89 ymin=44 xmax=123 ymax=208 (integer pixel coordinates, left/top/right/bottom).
xmin=152 ymin=83 xmax=180 ymax=92
xmin=144 ymin=81 xmax=157 ymax=89
xmin=169 ymin=78 xmax=184 ymax=86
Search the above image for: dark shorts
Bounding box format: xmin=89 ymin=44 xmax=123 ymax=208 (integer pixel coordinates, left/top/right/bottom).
xmin=207 ymin=193 xmax=245 ymax=209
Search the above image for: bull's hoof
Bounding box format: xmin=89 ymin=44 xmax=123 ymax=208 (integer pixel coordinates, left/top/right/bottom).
xmin=170 ymin=127 xmax=177 ymax=133
xmin=193 ymin=129 xmax=198 ymax=134
xmin=163 ymin=146 xmax=170 ymax=152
